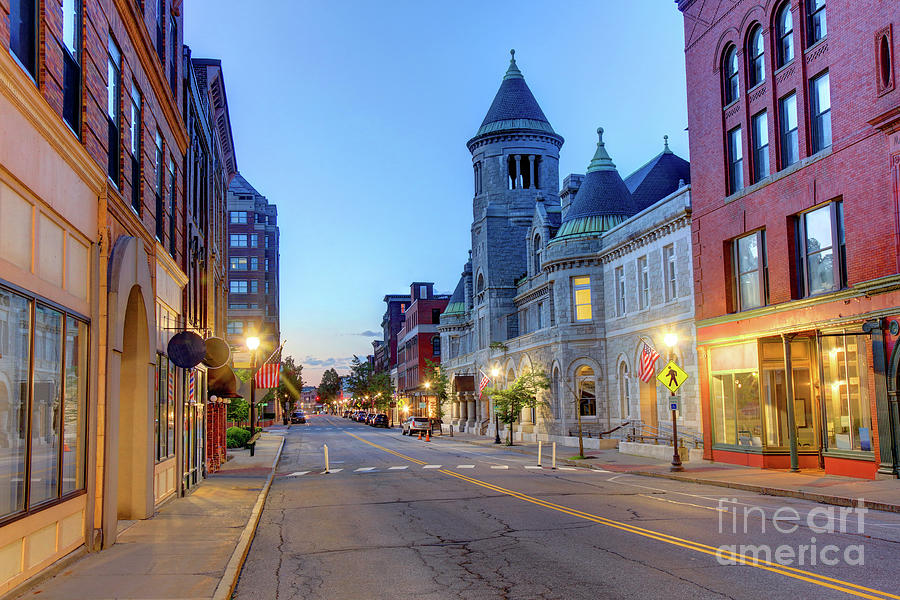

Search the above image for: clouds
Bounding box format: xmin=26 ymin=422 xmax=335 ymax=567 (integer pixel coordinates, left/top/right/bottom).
xmin=300 ymin=355 xmax=354 ymax=369
xmin=356 ymin=330 xmax=380 ymax=337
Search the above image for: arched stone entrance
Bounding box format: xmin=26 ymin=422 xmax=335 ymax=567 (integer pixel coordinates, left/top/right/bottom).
xmin=102 ymin=236 xmax=156 ymax=547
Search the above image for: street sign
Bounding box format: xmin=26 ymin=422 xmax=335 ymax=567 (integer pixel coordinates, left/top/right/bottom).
xmin=669 ymin=400 xmax=679 ymax=411
xmin=657 ymin=360 xmax=689 ymax=393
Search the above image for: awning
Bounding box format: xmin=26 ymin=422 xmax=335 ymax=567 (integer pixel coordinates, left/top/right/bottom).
xmin=454 ymin=375 xmax=476 ymax=392
xmin=208 ymin=364 xmax=241 ymax=398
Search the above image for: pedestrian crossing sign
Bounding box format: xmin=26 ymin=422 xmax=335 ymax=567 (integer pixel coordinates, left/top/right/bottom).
xmin=657 ymin=360 xmax=688 ymax=393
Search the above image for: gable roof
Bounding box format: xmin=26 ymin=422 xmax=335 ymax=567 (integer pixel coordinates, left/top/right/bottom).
xmin=624 ymin=137 xmax=691 ymax=211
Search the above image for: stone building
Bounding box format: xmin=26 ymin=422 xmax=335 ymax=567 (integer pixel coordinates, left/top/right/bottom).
xmin=439 ymin=52 xmax=696 ymax=444
xmin=677 ymin=0 xmax=900 ymax=478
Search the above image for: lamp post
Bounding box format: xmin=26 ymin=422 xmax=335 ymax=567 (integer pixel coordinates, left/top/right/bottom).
xmin=664 ymin=333 xmax=684 ymax=472
xmin=491 ymin=367 xmax=501 ymax=444
xmin=246 ymin=336 xmax=260 ymax=456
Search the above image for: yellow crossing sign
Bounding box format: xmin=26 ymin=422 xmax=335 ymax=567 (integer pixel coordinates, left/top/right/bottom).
xmin=657 ymin=360 xmax=688 ymax=393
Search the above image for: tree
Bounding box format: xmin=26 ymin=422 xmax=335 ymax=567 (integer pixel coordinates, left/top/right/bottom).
xmin=318 ymin=368 xmax=342 ymax=409
xmin=274 ymin=356 xmax=303 ymax=422
xmin=483 ymin=369 xmax=550 ymax=445
xmin=227 ymin=397 xmax=249 ymax=425
xmin=424 ymin=359 xmax=450 ymax=433
xmin=368 ymin=371 xmax=394 ymax=412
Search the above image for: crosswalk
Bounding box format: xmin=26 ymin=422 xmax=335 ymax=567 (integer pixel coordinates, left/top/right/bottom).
xmin=282 ymin=464 xmax=606 ymax=477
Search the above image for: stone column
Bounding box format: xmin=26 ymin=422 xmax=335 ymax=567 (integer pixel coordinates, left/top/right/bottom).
xmin=514 ymin=155 xmax=522 ymax=189
xmin=459 ymin=394 xmax=468 ymax=429
xmin=528 ymin=155 xmax=535 ymax=188
xmin=467 ymin=393 xmax=477 ymax=431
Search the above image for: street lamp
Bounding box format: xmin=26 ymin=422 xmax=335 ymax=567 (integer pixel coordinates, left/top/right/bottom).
xmin=664 ymin=333 xmax=684 ymax=472
xmin=246 ymin=336 xmax=260 ymax=456
xmin=491 ymin=367 xmax=501 ymax=444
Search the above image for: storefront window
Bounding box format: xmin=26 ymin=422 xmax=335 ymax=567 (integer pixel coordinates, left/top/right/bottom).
xmin=0 ymin=286 xmax=88 ymax=520
xmin=821 ymin=334 xmax=872 ymax=451
xmin=710 ymin=342 xmax=761 ymax=446
xmin=761 ymin=339 xmax=815 ymax=448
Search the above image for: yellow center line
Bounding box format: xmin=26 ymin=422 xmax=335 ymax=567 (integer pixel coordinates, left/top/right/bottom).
xmin=344 ymin=431 xmax=898 ymax=600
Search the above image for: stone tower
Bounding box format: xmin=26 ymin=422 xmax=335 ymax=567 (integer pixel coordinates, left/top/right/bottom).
xmin=466 ymin=50 xmax=564 ymax=348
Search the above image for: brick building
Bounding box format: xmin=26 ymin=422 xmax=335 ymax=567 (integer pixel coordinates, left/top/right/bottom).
xmin=0 ymin=0 xmax=238 ymax=591
xmin=677 ymin=0 xmax=900 ymax=477
xmin=396 ymin=283 xmax=449 ymax=416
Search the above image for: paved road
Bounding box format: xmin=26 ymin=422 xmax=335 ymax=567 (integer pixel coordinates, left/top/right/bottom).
xmin=235 ymin=415 xmax=900 ymax=599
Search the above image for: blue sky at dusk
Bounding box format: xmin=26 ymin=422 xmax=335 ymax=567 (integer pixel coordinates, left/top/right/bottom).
xmin=184 ymin=1 xmax=689 ymax=385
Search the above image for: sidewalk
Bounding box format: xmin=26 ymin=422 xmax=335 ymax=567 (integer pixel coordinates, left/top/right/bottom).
xmin=435 ymin=430 xmax=900 ymax=513
xmin=10 ymin=433 xmax=284 ymax=600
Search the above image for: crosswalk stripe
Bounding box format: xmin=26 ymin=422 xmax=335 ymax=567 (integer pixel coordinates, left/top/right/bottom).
xmin=355 ymin=467 xmax=376 ymax=472
xmin=423 ymin=465 xmax=441 ymax=469
xmin=558 ymin=467 xmax=577 ymax=471
xmin=524 ymin=465 xmax=542 ymax=470
xmin=490 ymin=465 xmax=509 ymax=469
xmin=388 ymin=466 xmax=408 ymax=470
xmin=457 ymin=465 xmax=475 ymax=469
xmin=324 ymin=468 xmax=343 ymax=474
xmin=287 ymin=471 xmax=309 ymax=477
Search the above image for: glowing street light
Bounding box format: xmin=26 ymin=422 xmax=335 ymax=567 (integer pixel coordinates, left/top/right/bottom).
xmin=246 ymin=336 xmax=261 ymax=456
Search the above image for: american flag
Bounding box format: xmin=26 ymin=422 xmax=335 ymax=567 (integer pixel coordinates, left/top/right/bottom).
xmin=254 ymin=362 xmax=281 ymax=388
xmin=478 ymin=371 xmax=490 ymax=399
xmin=638 ymin=343 xmax=660 ymax=383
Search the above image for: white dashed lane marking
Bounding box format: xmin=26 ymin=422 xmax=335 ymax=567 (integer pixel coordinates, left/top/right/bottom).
xmin=324 ymin=468 xmax=343 ymax=473
xmin=355 ymin=467 xmax=376 ymax=472
xmin=423 ymin=465 xmax=442 ymax=469
xmin=457 ymin=465 xmax=475 ymax=469
xmin=490 ymin=465 xmax=509 ymax=469
xmin=388 ymin=466 xmax=408 ymax=470
xmin=524 ymin=466 xmax=542 ymax=470
xmin=287 ymin=471 xmax=309 ymax=477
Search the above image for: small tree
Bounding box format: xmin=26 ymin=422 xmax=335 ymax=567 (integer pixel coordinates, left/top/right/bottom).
xmin=424 ymin=359 xmax=451 ymax=435
xmin=369 ymin=371 xmax=394 ymax=412
xmin=227 ymin=397 xmax=249 ymax=426
xmin=483 ymin=369 xmax=549 ymax=445
xmin=318 ymin=368 xmax=342 ymax=407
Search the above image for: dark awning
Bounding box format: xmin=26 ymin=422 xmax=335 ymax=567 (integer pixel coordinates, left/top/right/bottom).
xmin=453 ymin=375 xmax=476 ymax=392
xmin=208 ymin=364 xmax=240 ymax=398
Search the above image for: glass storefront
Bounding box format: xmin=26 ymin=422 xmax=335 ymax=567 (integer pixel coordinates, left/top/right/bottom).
xmin=183 ymin=368 xmax=205 ymax=490
xmin=0 ymin=285 xmax=88 ymax=520
xmin=709 ymin=331 xmax=873 ymax=457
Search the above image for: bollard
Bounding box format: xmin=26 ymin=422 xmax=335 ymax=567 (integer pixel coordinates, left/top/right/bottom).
xmin=324 ymin=444 xmax=330 ymax=474
xmin=552 ymin=442 xmax=556 ymax=469
xmin=537 ymin=440 xmax=542 ymax=467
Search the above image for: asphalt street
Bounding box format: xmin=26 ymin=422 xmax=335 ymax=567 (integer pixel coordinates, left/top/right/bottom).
xmin=234 ymin=415 xmax=900 ymax=600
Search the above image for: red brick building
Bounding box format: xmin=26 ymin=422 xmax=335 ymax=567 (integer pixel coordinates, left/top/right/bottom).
xmin=396 ymin=283 xmax=450 ymax=416
xmin=678 ymin=0 xmax=900 ymax=478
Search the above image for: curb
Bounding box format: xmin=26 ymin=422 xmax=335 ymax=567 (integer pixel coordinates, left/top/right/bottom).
xmin=212 ymin=435 xmax=285 ymax=600
xmin=431 ymin=433 xmax=900 ymax=514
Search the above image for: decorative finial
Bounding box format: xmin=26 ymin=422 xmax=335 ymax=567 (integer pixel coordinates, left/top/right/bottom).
xmin=663 ymin=134 xmax=671 ymax=153
xmin=597 ymin=127 xmax=604 ymax=144
xmin=510 ymin=49 xmax=516 ymax=60
xmin=503 ymin=49 xmax=523 ymax=80
xmin=587 ymin=125 xmax=616 ymax=173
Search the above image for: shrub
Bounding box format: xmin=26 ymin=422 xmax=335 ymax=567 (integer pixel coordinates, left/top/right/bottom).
xmin=226 ymin=426 xmax=251 ymax=448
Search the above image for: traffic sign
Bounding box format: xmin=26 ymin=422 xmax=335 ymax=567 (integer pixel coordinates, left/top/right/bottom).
xmin=669 ymin=401 xmax=679 ymax=411
xmin=657 ymin=360 xmax=689 ymax=393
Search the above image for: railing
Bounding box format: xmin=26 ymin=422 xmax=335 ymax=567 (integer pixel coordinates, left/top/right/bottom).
xmin=568 ymin=420 xmax=633 ymax=439
xmin=624 ymin=422 xmax=703 ymax=449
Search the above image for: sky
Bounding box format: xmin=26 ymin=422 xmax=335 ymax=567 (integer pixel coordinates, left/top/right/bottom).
xmin=184 ymin=0 xmax=690 ymax=386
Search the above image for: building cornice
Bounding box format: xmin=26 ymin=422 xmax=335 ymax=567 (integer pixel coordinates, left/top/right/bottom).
xmin=598 ymin=214 xmax=691 ymax=264
xmin=115 ymin=0 xmax=189 ymax=153
xmin=514 ymin=282 xmax=551 ymax=306
xmin=466 ymin=130 xmax=564 ymax=153
xmin=544 ymin=254 xmax=603 ymax=273
xmin=155 ymin=241 xmax=188 ymax=287
xmin=0 ymin=52 xmax=106 ymax=196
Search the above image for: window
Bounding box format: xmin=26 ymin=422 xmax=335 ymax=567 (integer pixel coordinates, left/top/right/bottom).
xmin=536 ymin=301 xmax=543 ymax=329
xmin=230 ymin=211 xmax=248 ymax=224
xmin=107 ymin=36 xmax=122 ymax=184
xmin=264 ymin=258 xmax=269 ymax=271
xmin=727 ymin=126 xmax=743 ymax=194
xmin=432 ymin=336 xmax=440 ymax=357
xmin=637 ymin=256 xmax=650 ymax=309
xmin=533 ymin=233 xmax=542 ymax=275
xmin=747 ymin=25 xmax=765 ymax=87
xmin=572 ymin=276 xmax=592 ymax=321
xmin=9 ymin=0 xmax=37 ymax=80
xmin=723 ymin=46 xmax=739 ymax=105
xmin=778 ymin=93 xmax=799 ymax=169
xmin=751 ymin=111 xmax=770 ymax=182
xmin=249 ymin=280 xmax=258 ymax=293
xmin=230 ymin=280 xmax=248 ymax=294
xmin=265 ymin=236 xmax=270 ymax=249
xmin=577 ymin=366 xmax=596 ymax=417
xmin=168 ymin=14 xmax=177 ymax=92
xmin=230 ymin=234 xmax=248 ymax=247
xmin=618 ymin=362 xmax=630 ymax=418
xmin=230 ymin=257 xmax=248 ymax=271
xmin=663 ymin=245 xmax=677 ymax=301
xmin=775 ymin=3 xmax=794 ymax=68
xmin=879 ymin=32 xmax=894 ymax=93
xmin=734 ymin=230 xmax=768 ymax=311
xmin=155 ymin=0 xmax=165 ymax=65
xmin=810 ymin=71 xmax=831 ymax=153
xmin=615 ymin=266 xmax=626 ymax=316
xmin=155 ymin=354 xmax=175 ymax=461
xmin=0 ymin=287 xmax=88 ymax=519
xmin=250 ymin=234 xmax=258 ymax=248
xmin=155 ymin=131 xmax=163 ymax=240
xmin=807 ymin=0 xmax=826 ymax=45
xmin=476 ymin=274 xmax=485 ymax=296
xmin=432 ymin=308 xmax=441 ymax=324
xmin=61 ymin=0 xmax=82 ymax=133
xmin=130 ymin=84 xmax=142 ymax=213
xmin=710 ymin=342 xmax=761 ymax=446
xmin=821 ymin=333 xmax=872 ymax=451
xmin=168 ymin=157 xmax=176 ymax=257
xmin=226 ymin=321 xmax=243 ymax=335
xmin=797 ymin=201 xmax=845 ymax=296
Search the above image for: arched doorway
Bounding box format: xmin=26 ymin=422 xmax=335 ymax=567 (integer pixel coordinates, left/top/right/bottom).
xmin=102 ymin=236 xmax=156 ymax=548
xmin=117 ymin=286 xmax=150 ymax=519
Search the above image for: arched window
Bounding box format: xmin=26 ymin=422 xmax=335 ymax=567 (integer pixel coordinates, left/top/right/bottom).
xmin=775 ymin=3 xmax=794 ymax=68
xmin=476 ymin=273 xmax=485 ymax=295
xmin=431 ymin=336 xmax=440 ymax=357
xmin=552 ymin=368 xmax=560 ymax=419
xmin=532 ymin=233 xmax=542 ymax=275
xmin=747 ymin=26 xmax=765 ymax=87
xmin=723 ymin=46 xmax=739 ymax=105
xmin=807 ymin=0 xmax=826 ymax=45
xmin=576 ymin=365 xmax=596 ymax=417
xmin=618 ymin=362 xmax=630 ymax=419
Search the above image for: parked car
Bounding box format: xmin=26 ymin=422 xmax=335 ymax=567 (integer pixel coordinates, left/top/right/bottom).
xmin=371 ymin=414 xmax=389 ymax=428
xmin=401 ymin=416 xmax=432 ymax=435
xmin=342 ymin=410 xmax=351 ymax=418
xmin=355 ymin=411 xmax=368 ymax=422
xmin=290 ymin=411 xmax=306 ymax=424
xmin=365 ymin=413 xmax=378 ymax=425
